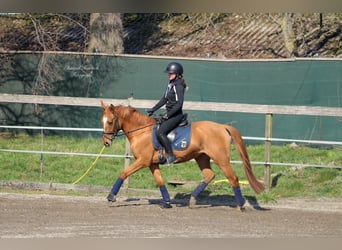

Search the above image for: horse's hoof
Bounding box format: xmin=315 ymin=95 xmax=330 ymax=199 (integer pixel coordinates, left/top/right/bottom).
xmin=107 ymin=193 xmax=116 ymax=202
xmin=188 ymin=196 xmax=197 ymax=209
xmin=236 ymin=206 xmax=246 ymax=212
xmin=160 ymin=201 xmax=172 ymax=209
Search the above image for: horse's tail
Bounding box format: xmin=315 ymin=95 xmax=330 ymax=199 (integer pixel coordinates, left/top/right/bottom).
xmin=225 ymin=126 xmax=265 ymax=194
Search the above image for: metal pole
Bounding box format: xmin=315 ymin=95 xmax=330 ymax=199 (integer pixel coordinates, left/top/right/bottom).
xmin=264 ymin=113 xmax=273 ymax=192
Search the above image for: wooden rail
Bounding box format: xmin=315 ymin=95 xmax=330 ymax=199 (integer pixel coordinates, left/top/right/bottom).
xmin=1 ymin=93 xmax=341 ymax=117
xmin=1 ymin=93 xmax=341 ymax=191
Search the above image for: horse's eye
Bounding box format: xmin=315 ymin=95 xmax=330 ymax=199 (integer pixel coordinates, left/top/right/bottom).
xmin=108 ymin=121 xmax=113 ymax=125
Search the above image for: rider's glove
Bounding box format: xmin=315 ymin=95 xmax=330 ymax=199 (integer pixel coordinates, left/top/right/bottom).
xmin=162 ymin=113 xmax=168 ymax=120
xmin=146 ymin=108 xmax=154 ymax=117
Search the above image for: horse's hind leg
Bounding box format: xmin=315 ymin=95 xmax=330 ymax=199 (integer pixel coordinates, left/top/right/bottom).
xmin=150 ymin=164 xmax=172 ymax=209
xmin=216 ymin=159 xmax=245 ymax=210
xmin=189 ymin=154 xmax=216 ymax=208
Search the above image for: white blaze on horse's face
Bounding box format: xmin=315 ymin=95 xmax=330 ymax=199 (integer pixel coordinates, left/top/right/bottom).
xmin=102 ymin=113 xmax=114 ymax=147
xmin=102 ymin=116 xmax=108 ymax=130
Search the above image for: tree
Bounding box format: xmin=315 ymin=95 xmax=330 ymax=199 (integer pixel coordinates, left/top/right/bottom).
xmin=280 ymin=13 xmax=295 ymax=57
xmin=268 ymin=13 xmax=296 ymax=57
xmin=87 ymin=13 xmax=123 ymax=54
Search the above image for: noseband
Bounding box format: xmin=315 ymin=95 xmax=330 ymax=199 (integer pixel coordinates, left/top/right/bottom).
xmin=102 ymin=117 xmax=120 ymax=141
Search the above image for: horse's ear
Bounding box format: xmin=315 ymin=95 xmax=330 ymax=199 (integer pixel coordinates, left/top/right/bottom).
xmin=109 ymin=104 xmax=115 ymax=112
xmin=100 ymin=101 xmax=106 ymax=110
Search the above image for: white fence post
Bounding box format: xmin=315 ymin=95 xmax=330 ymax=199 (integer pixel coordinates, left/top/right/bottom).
xmin=123 ymin=96 xmax=133 ymax=189
xmin=264 ymin=113 xmax=273 ymax=192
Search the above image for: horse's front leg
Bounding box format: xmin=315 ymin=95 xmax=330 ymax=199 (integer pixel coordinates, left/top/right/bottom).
xmin=107 ymin=160 xmax=146 ymax=202
xmin=150 ymin=164 xmax=172 ymax=209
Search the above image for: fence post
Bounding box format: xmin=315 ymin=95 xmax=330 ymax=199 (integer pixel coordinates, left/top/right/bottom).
xmin=264 ymin=113 xmax=273 ymax=192
xmin=123 ymin=96 xmax=133 ymax=190
xmin=39 ymin=127 xmax=45 ymax=181
xmin=123 ymin=137 xmax=131 ymax=190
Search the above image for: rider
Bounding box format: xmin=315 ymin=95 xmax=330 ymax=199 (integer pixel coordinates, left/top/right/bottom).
xmin=146 ymin=62 xmax=187 ymax=165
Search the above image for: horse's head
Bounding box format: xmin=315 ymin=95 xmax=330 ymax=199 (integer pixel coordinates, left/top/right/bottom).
xmin=101 ymin=101 xmax=121 ymax=147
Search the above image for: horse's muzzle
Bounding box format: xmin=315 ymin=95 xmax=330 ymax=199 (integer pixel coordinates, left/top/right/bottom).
xmin=102 ymin=137 xmax=112 ymax=147
xmin=103 ymin=140 xmax=112 ymax=147
xmin=102 ymin=133 xmax=115 ymax=147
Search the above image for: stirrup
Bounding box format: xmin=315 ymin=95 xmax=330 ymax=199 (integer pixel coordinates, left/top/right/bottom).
xmin=158 ymin=153 xmax=167 ymax=164
xmin=165 ymin=154 xmax=176 ymax=166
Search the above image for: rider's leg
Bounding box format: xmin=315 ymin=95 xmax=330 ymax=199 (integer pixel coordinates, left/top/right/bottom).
xmin=156 ymin=115 xmax=182 ymax=165
xmin=157 ymin=133 xmax=176 ymax=164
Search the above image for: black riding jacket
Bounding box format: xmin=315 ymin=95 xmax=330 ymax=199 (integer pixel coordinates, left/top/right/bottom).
xmin=151 ymin=77 xmax=186 ymax=118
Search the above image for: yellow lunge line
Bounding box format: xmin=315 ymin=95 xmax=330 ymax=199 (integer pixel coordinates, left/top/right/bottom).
xmin=72 ymin=146 xmax=106 ymax=185
xmin=213 ymin=179 xmax=249 ymax=185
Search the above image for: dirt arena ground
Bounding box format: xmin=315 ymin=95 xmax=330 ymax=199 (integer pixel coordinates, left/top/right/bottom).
xmin=1 ymin=191 xmax=341 ymax=238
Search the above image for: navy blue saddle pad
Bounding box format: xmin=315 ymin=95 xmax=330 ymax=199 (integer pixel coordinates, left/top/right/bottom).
xmin=152 ymin=124 xmax=192 ymax=151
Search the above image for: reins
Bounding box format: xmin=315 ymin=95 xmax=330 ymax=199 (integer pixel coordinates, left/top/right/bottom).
xmin=102 ymin=116 xmax=155 ymax=141
xmin=126 ymin=123 xmax=155 ymax=135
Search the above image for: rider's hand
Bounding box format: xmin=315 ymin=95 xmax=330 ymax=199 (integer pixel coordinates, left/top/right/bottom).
xmin=157 ymin=113 xmax=168 ymax=124
xmin=162 ymin=113 xmax=168 ymax=120
xmin=146 ymin=108 xmax=154 ymax=116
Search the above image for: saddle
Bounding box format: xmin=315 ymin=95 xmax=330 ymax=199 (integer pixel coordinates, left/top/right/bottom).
xmin=152 ymin=114 xmax=192 ymax=151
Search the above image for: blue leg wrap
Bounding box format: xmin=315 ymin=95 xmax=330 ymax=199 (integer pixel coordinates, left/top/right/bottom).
xmin=192 ymin=182 xmax=208 ymax=198
xmin=233 ymin=186 xmax=245 ymax=207
xmin=111 ymin=177 xmax=124 ymax=195
xmin=160 ymin=185 xmax=170 ymax=203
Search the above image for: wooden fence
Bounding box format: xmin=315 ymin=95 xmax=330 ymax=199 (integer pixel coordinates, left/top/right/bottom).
xmin=1 ymin=93 xmax=342 ymax=191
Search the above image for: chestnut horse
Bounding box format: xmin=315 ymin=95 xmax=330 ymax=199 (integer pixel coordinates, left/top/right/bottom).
xmin=101 ymin=101 xmax=265 ymax=210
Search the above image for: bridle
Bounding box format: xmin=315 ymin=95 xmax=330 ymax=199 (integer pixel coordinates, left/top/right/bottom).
xmin=102 ymin=116 xmax=120 ymax=142
xmin=102 ymin=116 xmax=155 ymax=142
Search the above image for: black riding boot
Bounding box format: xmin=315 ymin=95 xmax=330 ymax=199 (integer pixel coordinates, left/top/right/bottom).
xmin=158 ymin=134 xmax=177 ymax=165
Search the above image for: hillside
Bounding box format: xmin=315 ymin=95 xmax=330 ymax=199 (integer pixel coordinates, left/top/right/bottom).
xmin=122 ymin=13 xmax=342 ymax=58
xmin=0 ymin=13 xmax=341 ymax=59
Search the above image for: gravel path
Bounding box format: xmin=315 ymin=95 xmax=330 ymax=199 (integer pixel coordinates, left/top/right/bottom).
xmin=1 ymin=192 xmax=341 ymax=238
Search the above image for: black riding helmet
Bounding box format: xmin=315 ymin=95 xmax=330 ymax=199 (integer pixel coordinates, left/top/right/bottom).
xmin=164 ymin=62 xmax=183 ymax=75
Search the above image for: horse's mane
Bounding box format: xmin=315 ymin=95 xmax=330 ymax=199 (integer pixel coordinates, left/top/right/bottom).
xmin=114 ymin=105 xmax=154 ymax=125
